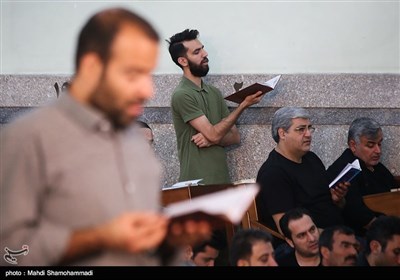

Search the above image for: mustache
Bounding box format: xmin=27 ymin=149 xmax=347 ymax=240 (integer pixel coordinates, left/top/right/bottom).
xmin=202 ymin=58 xmax=209 ymax=63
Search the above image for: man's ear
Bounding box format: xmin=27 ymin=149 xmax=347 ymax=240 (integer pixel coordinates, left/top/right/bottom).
xmin=178 ymin=56 xmax=188 ymax=67
xmin=81 ymin=53 xmax=103 ymax=81
xmin=320 ymin=246 xmax=330 ymax=259
xmin=285 ymin=237 xmax=294 ymax=249
xmin=370 ymin=240 xmax=382 ymax=254
xmin=349 ymin=139 xmax=357 ymax=154
xmin=278 ymin=127 xmax=286 ymax=141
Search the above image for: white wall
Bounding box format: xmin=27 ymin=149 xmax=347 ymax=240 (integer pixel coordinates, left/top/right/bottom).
xmin=1 ymin=0 xmax=399 ymax=74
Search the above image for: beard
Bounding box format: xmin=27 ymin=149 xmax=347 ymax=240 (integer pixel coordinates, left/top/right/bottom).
xmin=89 ymin=79 xmax=134 ymax=130
xmin=188 ymin=58 xmax=209 ymax=77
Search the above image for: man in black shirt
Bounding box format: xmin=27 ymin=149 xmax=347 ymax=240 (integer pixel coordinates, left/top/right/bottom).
xmin=327 ymin=117 xmax=396 ymax=236
xmin=256 ymin=107 xmax=348 ymax=233
xmin=357 ymin=216 xmax=400 ymax=266
xmin=277 ymin=208 xmax=321 ymax=266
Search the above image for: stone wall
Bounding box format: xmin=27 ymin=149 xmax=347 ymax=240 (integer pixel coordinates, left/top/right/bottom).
xmin=1 ymin=74 xmax=399 ymax=185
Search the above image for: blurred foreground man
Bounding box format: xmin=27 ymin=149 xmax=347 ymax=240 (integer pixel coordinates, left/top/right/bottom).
xmin=0 ymin=8 xmax=209 ymax=266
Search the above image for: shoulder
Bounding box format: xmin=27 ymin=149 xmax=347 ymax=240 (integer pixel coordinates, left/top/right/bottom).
xmin=304 ymin=151 xmax=325 ymax=165
xmin=2 ymin=106 xmax=57 ymax=138
xmin=327 ymin=149 xmax=357 ymax=174
xmin=375 ymin=162 xmax=395 ymax=179
xmin=305 ymin=150 xmax=320 ymax=159
xmin=171 ymin=89 xmax=195 ymax=109
xmin=257 ymin=151 xmax=287 ymax=177
xmin=204 ymin=83 xmax=222 ymax=94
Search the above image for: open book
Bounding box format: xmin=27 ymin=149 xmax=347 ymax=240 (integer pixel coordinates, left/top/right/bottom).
xmin=329 ymin=159 xmax=362 ymax=188
xmin=163 ymin=184 xmax=259 ymax=225
xmin=224 ymin=75 xmax=281 ymax=104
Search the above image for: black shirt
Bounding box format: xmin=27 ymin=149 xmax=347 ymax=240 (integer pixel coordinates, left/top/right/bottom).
xmin=327 ymin=148 xmax=395 ymax=235
xmin=256 ymin=150 xmax=343 ymax=231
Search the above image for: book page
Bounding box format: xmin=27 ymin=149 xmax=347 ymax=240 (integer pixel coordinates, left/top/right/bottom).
xmin=263 ymin=75 xmax=281 ymax=88
xmin=164 ymin=184 xmax=259 ymax=224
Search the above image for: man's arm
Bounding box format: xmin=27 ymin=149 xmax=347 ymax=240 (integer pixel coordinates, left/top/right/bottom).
xmin=219 ymin=125 xmax=240 ymax=147
xmin=190 ymin=91 xmax=263 ymax=145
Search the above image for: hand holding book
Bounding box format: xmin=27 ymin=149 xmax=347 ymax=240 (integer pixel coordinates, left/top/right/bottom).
xmin=329 ymin=159 xmax=362 ymax=188
xmin=224 ymin=75 xmax=281 ymax=104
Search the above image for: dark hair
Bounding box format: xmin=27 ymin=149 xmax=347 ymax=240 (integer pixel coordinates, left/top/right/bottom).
xmin=167 ymin=29 xmax=199 ymax=69
xmin=279 ymin=207 xmax=314 ymax=240
xmin=365 ymin=216 xmax=400 ymax=255
xmin=192 ymin=231 xmax=224 ymax=259
xmin=75 ymin=8 xmax=159 ymax=71
xmin=319 ymin=225 xmax=355 ymax=251
xmin=230 ymin=229 xmax=273 ymax=266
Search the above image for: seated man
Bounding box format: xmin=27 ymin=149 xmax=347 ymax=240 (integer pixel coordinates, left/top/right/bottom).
xmin=277 ymin=208 xmax=321 ymax=266
xmin=319 ymin=225 xmax=359 ymax=266
xmin=327 ymin=117 xmax=396 ymax=236
xmin=229 ymin=229 xmax=278 ymax=266
xmin=357 ymin=216 xmax=400 ymax=266
xmin=256 ymin=107 xmax=347 ymax=234
xmin=190 ymin=236 xmax=223 ymax=266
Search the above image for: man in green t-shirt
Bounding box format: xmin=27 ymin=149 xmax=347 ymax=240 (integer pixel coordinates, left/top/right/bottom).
xmin=167 ymin=29 xmax=263 ymax=185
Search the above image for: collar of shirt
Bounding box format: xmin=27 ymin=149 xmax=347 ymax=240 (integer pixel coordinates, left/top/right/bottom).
xmin=57 ymin=92 xmax=113 ymax=133
xmin=181 ymin=76 xmax=210 ymax=94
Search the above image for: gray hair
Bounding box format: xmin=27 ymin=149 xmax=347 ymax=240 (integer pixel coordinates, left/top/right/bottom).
xmin=271 ymin=107 xmax=311 ymax=143
xmin=348 ymin=117 xmax=382 ymax=144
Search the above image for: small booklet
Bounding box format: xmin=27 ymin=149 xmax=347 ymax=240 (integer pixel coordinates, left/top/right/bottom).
xmin=329 ymin=159 xmax=362 ymax=188
xmin=162 ymin=179 xmax=203 ymax=190
xmin=224 ymin=75 xmax=281 ymax=104
xmin=163 ymin=184 xmax=259 ymax=225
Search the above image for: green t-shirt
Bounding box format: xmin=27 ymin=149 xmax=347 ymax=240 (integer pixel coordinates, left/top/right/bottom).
xmin=171 ymin=77 xmax=231 ymax=185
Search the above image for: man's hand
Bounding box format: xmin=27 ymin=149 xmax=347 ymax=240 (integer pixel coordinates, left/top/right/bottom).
xmin=100 ymin=212 xmax=169 ymax=253
xmin=192 ymin=132 xmax=212 ymax=148
xmin=330 ymin=182 xmax=350 ymax=207
xmin=240 ymin=90 xmax=264 ymax=108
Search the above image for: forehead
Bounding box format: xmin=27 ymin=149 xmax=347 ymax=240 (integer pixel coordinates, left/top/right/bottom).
xmin=182 ymin=39 xmax=203 ymax=54
xmin=109 ymin=24 xmax=158 ymax=63
xmin=289 ymin=215 xmax=314 ymax=234
xmin=359 ymin=131 xmax=383 ymax=143
xmin=385 ymin=234 xmax=400 ymax=249
xmin=252 ymin=241 xmax=274 ymax=256
xmin=199 ymin=245 xmax=219 ymax=258
xmin=290 ymin=118 xmax=311 ymax=127
xmin=333 ymin=232 xmax=356 ymax=244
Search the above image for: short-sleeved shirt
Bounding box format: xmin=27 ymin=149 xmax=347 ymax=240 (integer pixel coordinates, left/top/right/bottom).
xmin=327 ymin=148 xmax=395 ymax=235
xmin=171 ymin=77 xmax=231 ymax=185
xmin=256 ymin=149 xmax=343 ymax=231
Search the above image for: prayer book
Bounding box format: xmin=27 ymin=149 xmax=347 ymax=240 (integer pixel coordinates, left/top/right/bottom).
xmin=329 ymin=159 xmax=361 ymax=188
xmin=224 ymin=75 xmax=281 ymax=104
xmin=164 ymin=184 xmax=259 ymax=225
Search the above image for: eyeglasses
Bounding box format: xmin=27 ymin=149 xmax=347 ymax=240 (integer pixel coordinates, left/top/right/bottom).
xmin=293 ymin=125 xmax=316 ymax=134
